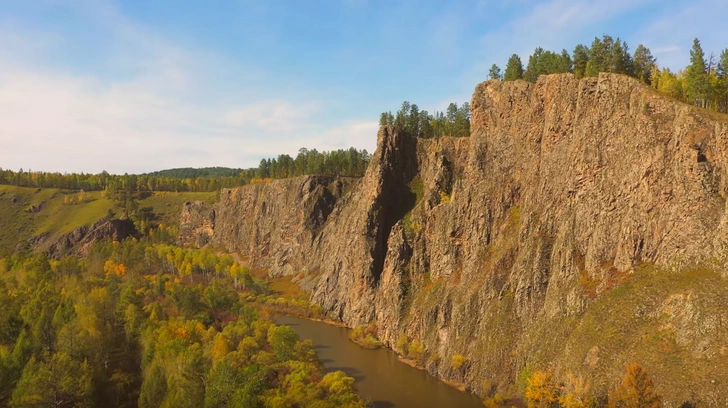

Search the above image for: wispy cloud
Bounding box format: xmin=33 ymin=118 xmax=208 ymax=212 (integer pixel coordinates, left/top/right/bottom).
xmin=633 ymin=0 xmax=728 ymax=70
xmin=222 ymin=101 xmax=321 ymax=132
xmin=0 ymin=1 xmax=375 ymax=174
xmin=479 ymin=0 xmax=657 ymax=58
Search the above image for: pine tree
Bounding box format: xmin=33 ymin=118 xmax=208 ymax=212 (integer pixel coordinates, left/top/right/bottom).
xmin=633 ymin=45 xmax=656 ymax=84
xmin=524 ymin=47 xmax=546 ymax=82
xmin=504 ymin=54 xmax=524 ymax=81
xmin=685 ymin=38 xmax=709 ymax=107
xmin=717 ymin=48 xmax=728 ymax=113
xmin=558 ymin=49 xmax=573 ymax=73
xmin=718 ymin=48 xmax=728 ymax=78
xmin=573 ymin=44 xmax=590 ymax=78
xmin=408 ymin=104 xmax=420 ymax=136
xmin=586 ymin=36 xmax=610 ymax=76
xmin=139 ymin=363 xmax=168 ymax=408
xmin=610 ymin=38 xmax=633 ymax=75
xmin=379 ymin=112 xmax=389 ymax=127
xmin=10 ymin=353 xmax=94 ymax=408
xmin=489 ymin=64 xmax=502 ymax=80
xmin=395 ymin=101 xmax=410 ymax=129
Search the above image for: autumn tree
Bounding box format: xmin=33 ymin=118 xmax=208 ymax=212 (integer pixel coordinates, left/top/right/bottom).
xmin=608 ymin=363 xmax=662 ymax=408
xmin=10 ymin=353 xmax=94 ymax=408
xmin=396 ymin=334 xmax=409 ymax=355
xmin=558 ymin=373 xmax=595 ymax=408
xmin=524 ymin=370 xmax=558 ymax=408
xmin=407 ymin=339 xmax=425 ymax=365
xmin=268 ymin=325 xmax=298 ymax=362
xmin=138 ymin=363 xmax=167 ymax=408
xmin=204 ymin=360 xmax=249 ymax=408
xmin=1 ymin=237 xmax=368 ymax=408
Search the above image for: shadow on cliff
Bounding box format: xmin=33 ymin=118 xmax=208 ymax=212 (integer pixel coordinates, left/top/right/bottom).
xmin=368 ymin=126 xmax=419 ymax=283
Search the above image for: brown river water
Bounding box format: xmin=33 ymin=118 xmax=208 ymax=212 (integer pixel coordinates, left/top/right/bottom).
xmin=277 ymin=316 xmax=484 ymax=408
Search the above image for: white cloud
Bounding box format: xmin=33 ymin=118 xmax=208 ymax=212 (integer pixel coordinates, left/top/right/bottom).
xmin=0 ymin=62 xmax=375 ymax=173
xmin=480 ymin=0 xmax=657 ymax=56
xmin=222 ymin=101 xmax=321 ymax=132
xmin=0 ymin=1 xmax=378 ymax=174
xmin=319 ymin=121 xmax=379 ymax=152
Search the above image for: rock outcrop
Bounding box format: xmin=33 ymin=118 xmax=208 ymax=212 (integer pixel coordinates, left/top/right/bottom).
xmin=31 ymin=218 xmax=137 ymax=257
xmin=180 ymin=73 xmax=728 ymax=406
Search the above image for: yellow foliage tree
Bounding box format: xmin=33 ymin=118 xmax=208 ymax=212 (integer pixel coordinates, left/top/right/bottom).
xmin=525 ymin=370 xmax=558 ymax=408
xmin=408 ymin=339 xmax=425 ymax=365
xmin=103 ymin=260 xmax=127 ymax=278
xmin=608 ymin=363 xmax=662 ymax=408
xmin=559 ymin=373 xmax=595 ymax=408
xmin=210 ymin=333 xmax=230 ymax=365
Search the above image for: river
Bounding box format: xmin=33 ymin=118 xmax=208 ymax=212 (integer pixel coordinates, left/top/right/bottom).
xmin=277 ymin=316 xmax=484 ymax=408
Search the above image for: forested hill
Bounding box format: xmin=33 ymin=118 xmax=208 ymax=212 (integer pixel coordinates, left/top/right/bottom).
xmin=0 ymin=147 xmax=371 ymax=193
xmin=143 ymin=167 xmax=245 ymax=179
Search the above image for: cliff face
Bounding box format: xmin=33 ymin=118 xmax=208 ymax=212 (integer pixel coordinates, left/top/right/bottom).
xmin=30 ymin=218 xmax=137 ymax=258
xmin=181 ymin=73 xmax=728 ymax=406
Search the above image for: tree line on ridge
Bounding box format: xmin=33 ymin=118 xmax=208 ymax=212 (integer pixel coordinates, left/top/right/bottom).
xmin=0 ymin=147 xmax=371 ymax=193
xmin=488 ymin=35 xmax=728 ymax=113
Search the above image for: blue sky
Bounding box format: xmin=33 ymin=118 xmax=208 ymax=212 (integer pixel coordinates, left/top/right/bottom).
xmin=0 ymin=0 xmax=726 ymax=174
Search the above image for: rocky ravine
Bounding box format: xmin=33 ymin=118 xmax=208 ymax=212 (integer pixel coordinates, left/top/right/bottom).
xmin=181 ymin=73 xmax=728 ymax=406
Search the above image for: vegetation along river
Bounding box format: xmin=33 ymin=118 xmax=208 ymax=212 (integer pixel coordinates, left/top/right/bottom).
xmin=277 ymin=316 xmax=484 ymax=408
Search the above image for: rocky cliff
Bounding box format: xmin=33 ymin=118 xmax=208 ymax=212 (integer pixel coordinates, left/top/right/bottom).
xmin=30 ymin=217 xmax=137 ymax=258
xmin=181 ymin=73 xmax=728 ymax=406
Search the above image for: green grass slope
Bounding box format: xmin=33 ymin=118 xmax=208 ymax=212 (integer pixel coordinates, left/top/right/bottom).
xmin=0 ymin=185 xmax=218 ymax=257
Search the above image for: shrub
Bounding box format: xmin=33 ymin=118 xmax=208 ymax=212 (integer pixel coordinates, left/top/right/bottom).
xmin=407 ymin=339 xmax=425 ymax=365
xmin=439 ymin=191 xmax=451 ymax=203
xmin=396 ymin=334 xmax=409 ymax=355
xmin=451 ymin=354 xmax=468 ymax=370
xmin=348 ymin=323 xmax=383 ymax=349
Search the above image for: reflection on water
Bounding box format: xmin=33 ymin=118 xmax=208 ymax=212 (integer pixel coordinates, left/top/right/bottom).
xmin=277 ymin=316 xmax=484 ymax=408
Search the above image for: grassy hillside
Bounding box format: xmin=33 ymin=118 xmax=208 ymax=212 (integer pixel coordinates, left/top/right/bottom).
xmin=135 ymin=190 xmax=218 ymax=227
xmin=0 ymin=185 xmax=218 ymax=257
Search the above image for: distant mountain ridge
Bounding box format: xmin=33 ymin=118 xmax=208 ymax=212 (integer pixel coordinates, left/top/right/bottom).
xmin=142 ymin=167 xmax=244 ymax=178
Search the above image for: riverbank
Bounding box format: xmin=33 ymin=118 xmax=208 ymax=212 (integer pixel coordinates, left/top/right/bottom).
xmin=277 ymin=315 xmax=485 ymax=408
